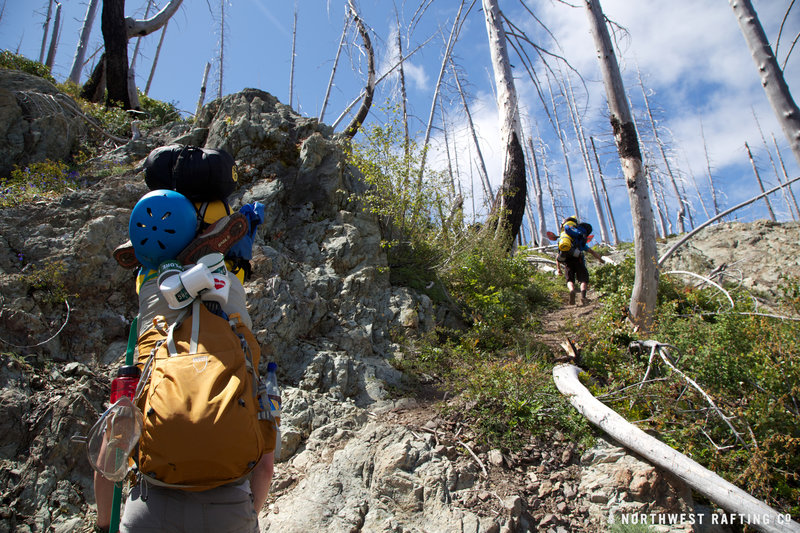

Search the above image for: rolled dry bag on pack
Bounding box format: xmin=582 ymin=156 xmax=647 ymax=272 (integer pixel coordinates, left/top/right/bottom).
xmin=144 ymin=145 xmax=237 ymax=202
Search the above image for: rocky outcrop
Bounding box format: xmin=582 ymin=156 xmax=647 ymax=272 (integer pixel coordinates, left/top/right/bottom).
xmin=660 ymin=220 xmax=800 ymax=299
xmin=0 ymin=70 xmax=88 ymax=178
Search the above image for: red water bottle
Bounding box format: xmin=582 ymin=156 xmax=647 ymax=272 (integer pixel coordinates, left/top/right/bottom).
xmin=109 ymin=365 xmax=141 ymax=403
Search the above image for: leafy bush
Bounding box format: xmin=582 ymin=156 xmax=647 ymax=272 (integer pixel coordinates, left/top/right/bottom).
xmin=347 ymin=104 xmax=460 ymax=298
xmin=1 ymin=160 xmax=79 ymax=208
xmin=0 ymin=50 xmax=55 ymax=83
xmin=137 ymin=91 xmax=183 ymax=127
xmin=57 ymin=83 xmax=184 ymax=150
xmin=443 ymin=242 xmax=552 ymax=339
xmin=580 ymin=260 xmax=800 ymax=514
xmin=21 ymin=260 xmax=74 ymax=305
xmin=348 ymin=106 xmax=457 ymax=246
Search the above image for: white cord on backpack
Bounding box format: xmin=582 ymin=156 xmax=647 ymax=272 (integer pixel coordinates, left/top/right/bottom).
xmin=190 ymin=300 xmax=201 ymax=354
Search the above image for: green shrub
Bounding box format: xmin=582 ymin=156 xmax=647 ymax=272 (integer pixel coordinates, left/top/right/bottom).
xmin=1 ymin=160 xmax=79 ymax=207
xmin=21 ymin=260 xmax=74 ymax=305
xmin=0 ymin=50 xmax=55 ymax=83
xmin=579 ymin=263 xmax=800 ymax=514
xmin=443 ymin=242 xmax=551 ymax=342
xmin=57 ymin=83 xmax=183 ymax=140
xmin=347 ymin=104 xmax=459 ymax=279
xmin=137 ymin=91 xmax=183 ymax=127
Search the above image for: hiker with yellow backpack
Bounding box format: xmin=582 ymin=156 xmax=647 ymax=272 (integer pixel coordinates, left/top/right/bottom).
xmin=90 ymin=146 xmax=278 ymax=533
xmin=553 ymin=216 xmax=604 ymax=305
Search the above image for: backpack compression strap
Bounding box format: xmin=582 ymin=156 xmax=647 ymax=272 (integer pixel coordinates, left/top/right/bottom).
xmin=166 ymin=304 xmax=194 ymax=356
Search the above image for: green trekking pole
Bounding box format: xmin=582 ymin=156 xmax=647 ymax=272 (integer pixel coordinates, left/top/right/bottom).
xmin=109 ymin=317 xmax=138 ymax=533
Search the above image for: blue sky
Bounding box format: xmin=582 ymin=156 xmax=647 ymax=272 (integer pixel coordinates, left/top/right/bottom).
xmin=2 ymin=0 xmax=799 ymax=242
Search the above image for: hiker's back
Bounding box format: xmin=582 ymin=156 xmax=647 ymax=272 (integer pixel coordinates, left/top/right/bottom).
xmin=135 ymin=295 xmax=269 ymax=490
xmin=558 ymin=219 xmax=591 ymax=260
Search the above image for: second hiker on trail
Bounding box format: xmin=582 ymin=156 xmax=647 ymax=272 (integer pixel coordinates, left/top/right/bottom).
xmin=553 ymin=216 xmax=604 ymax=306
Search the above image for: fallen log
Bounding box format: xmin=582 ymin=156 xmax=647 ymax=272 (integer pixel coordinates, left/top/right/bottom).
xmin=552 ymin=363 xmax=800 ymax=533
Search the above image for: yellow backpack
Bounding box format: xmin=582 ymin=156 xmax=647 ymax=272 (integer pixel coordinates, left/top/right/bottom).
xmin=135 ymin=300 xmax=272 ymax=490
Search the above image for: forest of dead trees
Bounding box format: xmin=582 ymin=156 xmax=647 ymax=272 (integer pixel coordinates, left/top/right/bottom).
xmin=15 ymin=0 xmax=800 ymax=328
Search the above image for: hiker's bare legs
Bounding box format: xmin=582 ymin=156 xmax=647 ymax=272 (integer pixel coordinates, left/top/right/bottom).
xmin=93 ymin=471 xmax=113 ymax=529
xmin=566 ymin=280 xmax=577 ymax=304
xmin=251 ymin=452 xmax=274 ymax=513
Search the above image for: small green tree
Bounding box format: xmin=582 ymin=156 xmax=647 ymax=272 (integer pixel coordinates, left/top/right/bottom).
xmin=347 ymin=106 xmax=462 ymax=291
xmin=348 ymin=106 xmax=459 ymax=245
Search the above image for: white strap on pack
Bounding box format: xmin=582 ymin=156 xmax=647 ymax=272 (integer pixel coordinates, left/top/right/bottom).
xmin=166 ymin=306 xmax=192 ymax=357
xmin=190 ymin=299 xmax=201 ymax=354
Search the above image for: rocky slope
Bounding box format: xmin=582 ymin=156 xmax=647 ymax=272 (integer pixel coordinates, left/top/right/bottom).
xmin=1 ymin=70 xmax=796 ymax=532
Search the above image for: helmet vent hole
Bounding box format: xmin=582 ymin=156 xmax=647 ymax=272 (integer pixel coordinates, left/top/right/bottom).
xmin=157 ymin=241 xmax=166 ymax=250
xmin=139 ymin=238 xmax=148 ymax=246
xmin=161 ymin=211 xmax=172 ymax=220
xmin=164 ymin=229 xmax=176 ymax=234
xmin=146 ymin=207 xmax=154 ymax=217
xmin=136 ymin=222 xmax=147 ymax=228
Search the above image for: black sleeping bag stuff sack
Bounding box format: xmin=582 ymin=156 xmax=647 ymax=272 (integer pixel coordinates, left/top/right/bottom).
xmin=144 ymin=145 xmax=237 ymax=202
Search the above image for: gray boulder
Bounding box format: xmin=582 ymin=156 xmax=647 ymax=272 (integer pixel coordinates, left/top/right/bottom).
xmin=0 ymin=70 xmax=87 ymax=178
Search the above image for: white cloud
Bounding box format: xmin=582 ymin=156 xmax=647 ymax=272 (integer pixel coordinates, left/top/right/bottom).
xmin=403 ymin=61 xmax=430 ymax=91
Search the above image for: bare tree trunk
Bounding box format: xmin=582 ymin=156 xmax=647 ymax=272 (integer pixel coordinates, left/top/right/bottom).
xmin=565 ymin=74 xmax=610 ymax=242
xmin=195 ymin=62 xmax=211 ymax=118
xmin=590 ymin=136 xmax=619 ymax=244
xmin=452 ymin=60 xmax=493 ymax=200
xmin=520 ymin=132 xmax=538 ymax=246
xmin=319 ymin=15 xmax=349 ymax=123
xmin=103 ymin=0 xmax=131 ymax=109
xmin=289 ymin=5 xmax=297 ymax=109
xmin=90 ymin=0 xmax=182 ymax=109
xmin=125 ymin=0 xmax=152 ymax=110
xmin=731 ymin=0 xmax=800 ymax=168
xmin=681 ymin=182 xmax=696 ymax=230
xmin=656 ymin=174 xmax=673 ymax=235
xmin=80 ymin=52 xmax=106 ymax=102
xmin=129 ymin=1 xmax=150 ymax=74
xmin=646 ymin=167 xmax=668 ymax=238
xmin=332 ymin=39 xmax=425 ymax=130
xmin=745 ymin=141 xmax=777 ymax=221
xmin=638 ymin=68 xmax=686 ymax=233
xmin=700 ymin=121 xmax=722 ymax=218
xmin=772 ymin=133 xmax=800 ymax=218
xmin=543 ymin=154 xmax=560 ymax=231
xmin=418 ymin=0 xmax=465 ymax=179
xmin=545 ymin=70 xmax=580 ymax=219
xmin=68 ymin=0 xmax=100 ymax=84
xmin=125 ymin=0 xmax=182 ymax=38
xmin=217 ymin=0 xmax=225 ymax=99
xmin=343 ymin=0 xmax=375 ymax=139
xmin=440 ymin=100 xmax=457 ymax=197
xmin=527 ymin=137 xmax=548 ymax=244
xmin=39 ymin=0 xmax=54 ymax=64
xmin=395 ymin=7 xmax=410 ymax=156
xmin=144 ymin=21 xmax=167 ymax=95
xmin=689 ymin=168 xmax=711 ymax=221
xmin=483 ymin=0 xmax=526 ymax=246
xmin=753 ymin=111 xmax=799 ymax=220
xmin=585 ymin=0 xmax=658 ymax=331
xmin=44 ymin=2 xmax=61 ymax=71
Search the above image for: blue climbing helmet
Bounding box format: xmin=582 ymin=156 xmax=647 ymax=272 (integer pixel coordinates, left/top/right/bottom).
xmin=129 ymin=190 xmax=197 ymax=270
